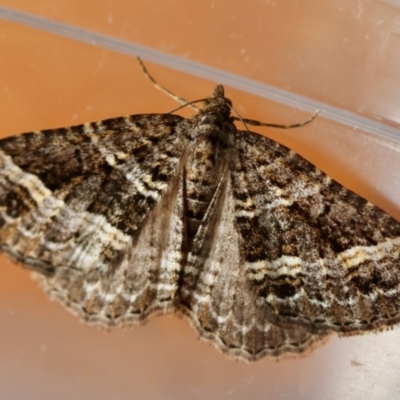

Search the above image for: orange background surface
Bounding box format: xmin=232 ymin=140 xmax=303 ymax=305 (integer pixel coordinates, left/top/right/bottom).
xmin=0 ymin=1 xmax=400 ymax=399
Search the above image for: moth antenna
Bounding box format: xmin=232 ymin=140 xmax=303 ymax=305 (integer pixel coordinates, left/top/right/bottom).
xmin=167 ymin=98 xmax=209 ymax=114
xmin=232 ymin=110 xmax=319 ymax=129
xmin=137 ymin=56 xmax=201 ymax=112
xmin=225 ymin=102 xmax=250 ymax=131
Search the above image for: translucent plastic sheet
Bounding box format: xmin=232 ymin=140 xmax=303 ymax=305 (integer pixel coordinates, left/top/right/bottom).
xmin=0 ymin=1 xmax=400 ymax=399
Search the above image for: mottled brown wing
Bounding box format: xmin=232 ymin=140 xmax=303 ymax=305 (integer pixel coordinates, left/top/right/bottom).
xmin=231 ymin=129 xmax=400 ymax=334
xmin=0 ymin=114 xmax=190 ymax=322
xmin=177 ymin=135 xmax=328 ymax=361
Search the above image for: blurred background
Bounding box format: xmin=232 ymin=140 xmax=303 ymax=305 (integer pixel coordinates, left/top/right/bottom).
xmin=0 ymin=1 xmax=400 ymax=399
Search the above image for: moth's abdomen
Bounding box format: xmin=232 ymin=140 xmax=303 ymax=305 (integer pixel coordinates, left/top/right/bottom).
xmin=183 ymin=138 xmax=225 ymax=245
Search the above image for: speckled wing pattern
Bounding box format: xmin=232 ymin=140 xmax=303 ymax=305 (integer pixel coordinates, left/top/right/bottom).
xmin=1 ymin=85 xmax=399 ymax=362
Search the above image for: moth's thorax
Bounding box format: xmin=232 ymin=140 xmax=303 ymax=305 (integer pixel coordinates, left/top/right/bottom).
xmin=188 ymin=86 xmax=236 ymax=145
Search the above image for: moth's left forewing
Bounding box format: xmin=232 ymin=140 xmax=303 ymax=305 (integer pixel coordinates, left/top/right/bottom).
xmin=0 ymin=114 xmax=191 ymax=324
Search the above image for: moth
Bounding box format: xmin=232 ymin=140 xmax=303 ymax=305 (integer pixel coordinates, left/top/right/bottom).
xmin=1 ymin=59 xmax=399 ymax=362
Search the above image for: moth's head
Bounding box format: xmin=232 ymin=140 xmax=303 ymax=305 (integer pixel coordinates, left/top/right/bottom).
xmin=202 ymin=85 xmax=233 ymax=114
